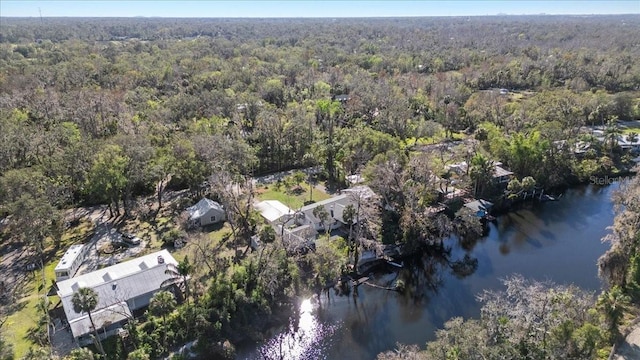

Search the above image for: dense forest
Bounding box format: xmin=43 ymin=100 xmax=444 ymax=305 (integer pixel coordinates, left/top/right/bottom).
xmin=0 ymin=15 xmax=639 ymax=360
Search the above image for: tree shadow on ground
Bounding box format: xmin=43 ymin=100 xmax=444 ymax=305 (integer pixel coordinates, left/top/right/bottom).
xmin=323 ymin=180 xmax=347 ymax=195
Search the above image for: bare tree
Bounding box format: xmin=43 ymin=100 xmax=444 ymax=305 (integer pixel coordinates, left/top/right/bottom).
xmin=209 ymin=169 xmax=257 ymax=254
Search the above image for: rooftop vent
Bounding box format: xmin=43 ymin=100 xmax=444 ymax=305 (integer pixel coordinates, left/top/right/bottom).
xmin=157 ymin=255 xmax=165 ymax=264
xmin=112 ymin=282 xmax=117 ymax=290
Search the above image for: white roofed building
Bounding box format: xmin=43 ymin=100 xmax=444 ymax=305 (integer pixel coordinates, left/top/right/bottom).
xmin=57 ymin=250 xmax=178 ymax=345
xmin=55 ymin=244 xmax=89 ymax=282
xmin=255 ymin=200 xmax=294 ymax=225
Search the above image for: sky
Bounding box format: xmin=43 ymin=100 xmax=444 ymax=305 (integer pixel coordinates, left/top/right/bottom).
xmin=1 ymin=1 xmax=638 ymax=18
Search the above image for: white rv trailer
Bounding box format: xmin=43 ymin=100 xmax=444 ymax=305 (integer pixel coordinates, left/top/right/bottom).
xmin=54 ymin=244 xmax=88 ymax=282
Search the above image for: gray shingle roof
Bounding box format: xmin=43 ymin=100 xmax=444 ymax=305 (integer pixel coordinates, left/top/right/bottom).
xmin=187 ymin=198 xmax=224 ymax=220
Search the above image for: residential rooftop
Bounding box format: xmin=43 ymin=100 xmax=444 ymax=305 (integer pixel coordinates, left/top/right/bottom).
xmin=57 ymin=250 xmax=178 ymax=331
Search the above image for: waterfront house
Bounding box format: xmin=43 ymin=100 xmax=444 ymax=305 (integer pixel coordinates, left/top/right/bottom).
xmin=447 ymin=161 xmax=514 ymax=184
xmin=294 ymin=186 xmax=374 ymax=232
xmin=464 ymin=199 xmax=494 ymax=217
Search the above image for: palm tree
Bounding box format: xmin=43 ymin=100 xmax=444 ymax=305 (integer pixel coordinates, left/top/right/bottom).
xmin=597 ymin=286 xmax=630 ymax=338
xmin=312 ymin=206 xmax=330 ymax=238
xmin=162 ymin=256 xmax=193 ymax=303
xmin=149 ymin=290 xmax=177 ymax=351
xmin=626 ymin=131 xmax=639 ymax=146
xmin=72 ymin=287 xmax=105 ymax=356
xmin=470 ymin=153 xmax=494 ymax=197
xmin=604 ymin=118 xmax=621 ymax=153
xmin=342 ymin=204 xmax=356 ymax=264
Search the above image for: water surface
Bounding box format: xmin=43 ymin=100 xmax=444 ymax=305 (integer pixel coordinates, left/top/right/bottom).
xmin=241 ymin=183 xmax=620 ymax=359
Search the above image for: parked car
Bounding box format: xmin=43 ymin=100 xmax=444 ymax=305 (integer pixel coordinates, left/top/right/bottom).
xmin=121 ymin=233 xmax=141 ymax=245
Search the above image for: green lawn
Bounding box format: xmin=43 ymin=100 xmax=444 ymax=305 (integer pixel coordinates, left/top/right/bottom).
xmin=621 ymin=128 xmax=640 ymax=135
xmin=620 ymin=122 xmax=640 ymax=135
xmin=3 ymin=219 xmax=96 ymax=358
xmin=5 ymin=297 xmax=39 ymax=357
xmin=257 ymin=183 xmax=332 ymax=209
xmin=4 ymin=268 xmax=53 ymax=358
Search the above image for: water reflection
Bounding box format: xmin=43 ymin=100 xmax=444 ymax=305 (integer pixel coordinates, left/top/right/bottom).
xmin=253 ymin=298 xmax=337 ymax=360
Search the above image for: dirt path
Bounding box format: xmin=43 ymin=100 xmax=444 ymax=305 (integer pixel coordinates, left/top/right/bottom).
xmin=612 ymin=323 xmax=640 ymax=360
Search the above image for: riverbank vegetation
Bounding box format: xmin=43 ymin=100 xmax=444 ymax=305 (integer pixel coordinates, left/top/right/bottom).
xmin=0 ymin=15 xmax=639 ymax=359
xmin=379 ymin=176 xmax=640 ymax=360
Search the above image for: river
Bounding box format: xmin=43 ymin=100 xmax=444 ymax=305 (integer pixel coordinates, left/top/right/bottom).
xmin=239 ymin=182 xmax=621 ymax=360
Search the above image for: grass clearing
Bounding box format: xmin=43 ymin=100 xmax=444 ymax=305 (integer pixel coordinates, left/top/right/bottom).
xmin=3 ymin=219 xmax=99 ymax=358
xmin=5 ymin=268 xmax=54 ymax=358
xmin=256 ymin=183 xmax=332 ymax=209
xmin=620 ymin=121 xmax=640 ymax=135
xmin=5 ymin=297 xmax=39 ymax=357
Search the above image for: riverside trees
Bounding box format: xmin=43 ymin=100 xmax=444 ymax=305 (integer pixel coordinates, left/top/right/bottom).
xmin=422 ymin=276 xmax=608 ymax=360
xmin=378 ymin=276 xmax=610 ymax=360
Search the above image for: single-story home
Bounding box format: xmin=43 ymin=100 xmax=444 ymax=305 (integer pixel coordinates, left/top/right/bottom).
xmin=296 ymin=194 xmax=353 ymax=232
xmin=492 ymin=163 xmax=514 ymax=184
xmin=56 ymin=250 xmax=179 ymax=345
xmin=255 ymin=200 xmax=294 ymax=225
xmin=332 ymin=94 xmax=350 ymax=103
xmin=187 ymin=198 xmax=226 ymax=227
xmin=447 ymin=161 xmax=513 ymax=184
xmin=294 ymin=185 xmax=376 ymax=232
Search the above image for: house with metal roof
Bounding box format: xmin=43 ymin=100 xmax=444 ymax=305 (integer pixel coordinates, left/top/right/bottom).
xmin=293 ymin=186 xmax=375 ymax=232
xmin=447 ymin=161 xmax=514 ymax=184
xmin=187 ymin=198 xmax=226 ymax=227
xmin=255 ymin=200 xmax=294 ymax=225
xmin=56 ymin=250 xmax=178 ymax=345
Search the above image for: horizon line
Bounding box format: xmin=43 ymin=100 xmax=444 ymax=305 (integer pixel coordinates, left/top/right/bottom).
xmin=2 ymin=13 xmax=639 ymax=19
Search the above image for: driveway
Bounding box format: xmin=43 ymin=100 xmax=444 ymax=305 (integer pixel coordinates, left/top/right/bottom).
xmin=74 ymin=207 xmax=148 ymax=276
xmin=613 ymin=323 xmax=640 ymax=360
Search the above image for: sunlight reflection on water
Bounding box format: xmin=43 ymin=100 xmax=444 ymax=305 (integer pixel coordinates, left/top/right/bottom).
xmin=256 ymin=297 xmax=337 ymax=360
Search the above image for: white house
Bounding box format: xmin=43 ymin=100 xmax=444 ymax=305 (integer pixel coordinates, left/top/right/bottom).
xmin=255 ymin=200 xmax=294 ymax=225
xmin=57 ymin=250 xmax=179 ymax=345
xmin=294 ymin=186 xmax=376 ymax=232
xmin=187 ymin=198 xmax=226 ymax=227
xmin=295 ymin=194 xmax=354 ymax=232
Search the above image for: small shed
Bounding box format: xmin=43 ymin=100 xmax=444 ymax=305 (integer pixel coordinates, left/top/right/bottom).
xmin=187 ymin=198 xmax=226 ymax=227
